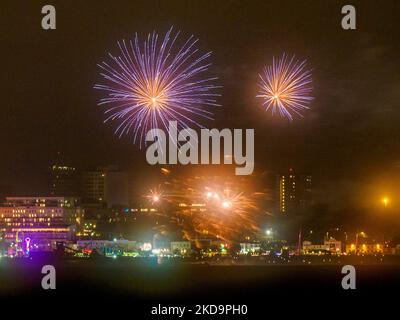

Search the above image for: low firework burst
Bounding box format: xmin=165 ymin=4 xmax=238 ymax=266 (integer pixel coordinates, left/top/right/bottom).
xmin=145 ymin=187 xmax=163 ymax=204
xmin=257 ymin=53 xmax=313 ymax=121
xmin=145 ymin=175 xmax=269 ymax=243
xmin=95 ymin=27 xmax=220 ymax=148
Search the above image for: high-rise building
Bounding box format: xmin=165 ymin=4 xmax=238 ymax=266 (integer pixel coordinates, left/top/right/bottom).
xmin=49 ymin=152 xmax=79 ymax=196
xmin=50 ymin=165 xmax=79 ymax=196
xmin=81 ymin=167 xmax=107 ymax=203
xmin=81 ymin=166 xmax=129 ymax=208
xmin=276 ymin=168 xmax=312 ymax=215
xmin=104 ymin=166 xmax=129 ymax=208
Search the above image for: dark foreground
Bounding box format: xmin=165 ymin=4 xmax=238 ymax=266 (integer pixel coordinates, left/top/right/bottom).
xmin=0 ymin=258 xmax=399 ymax=318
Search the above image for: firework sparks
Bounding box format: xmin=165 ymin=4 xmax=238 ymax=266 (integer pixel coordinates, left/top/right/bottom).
xmin=95 ymin=27 xmax=220 ymax=148
xmin=144 ymin=175 xmax=268 ymax=243
xmin=145 ymin=187 xmax=163 ymax=204
xmin=256 ymin=54 xmax=313 ymax=121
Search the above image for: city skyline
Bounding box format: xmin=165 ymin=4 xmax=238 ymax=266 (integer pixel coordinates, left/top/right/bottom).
xmin=1 ymin=1 xmax=399 ymax=315
xmin=2 ymin=1 xmax=400 ymax=223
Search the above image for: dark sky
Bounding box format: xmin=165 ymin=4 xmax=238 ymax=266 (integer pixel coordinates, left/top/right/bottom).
xmin=1 ymin=0 xmax=400 ymax=214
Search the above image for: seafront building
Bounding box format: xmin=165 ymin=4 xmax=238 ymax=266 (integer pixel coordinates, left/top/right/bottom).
xmin=0 ymin=196 xmax=82 ymax=254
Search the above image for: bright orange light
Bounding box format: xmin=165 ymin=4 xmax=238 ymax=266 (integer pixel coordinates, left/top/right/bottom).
xmin=221 ymin=200 xmax=231 ymax=209
xmin=147 ymin=188 xmax=163 ymax=204
xmin=382 ymin=197 xmax=389 ymax=207
xmin=160 ymin=168 xmax=170 ymax=175
xmin=147 ymin=94 xmax=164 ymax=108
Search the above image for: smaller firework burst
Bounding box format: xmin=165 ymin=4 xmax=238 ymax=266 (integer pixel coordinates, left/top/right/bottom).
xmin=145 ymin=187 xmax=163 ymax=204
xmin=257 ymin=53 xmax=313 ymax=121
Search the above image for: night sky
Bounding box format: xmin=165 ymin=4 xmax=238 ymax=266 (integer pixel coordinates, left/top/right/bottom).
xmin=1 ymin=0 xmax=400 ymax=219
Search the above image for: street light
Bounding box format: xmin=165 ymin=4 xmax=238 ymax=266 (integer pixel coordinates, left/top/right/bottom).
xmin=382 ymin=197 xmax=389 ymax=208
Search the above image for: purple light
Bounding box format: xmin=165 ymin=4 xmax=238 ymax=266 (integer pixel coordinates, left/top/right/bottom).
xmin=25 ymin=237 xmax=31 ymax=254
xmin=95 ymin=27 xmax=220 ymax=148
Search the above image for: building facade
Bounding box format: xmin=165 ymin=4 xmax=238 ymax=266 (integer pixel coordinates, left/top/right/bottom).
xmin=346 ymin=243 xmax=384 ymax=254
xmin=81 ymin=166 xmax=129 ymax=208
xmin=50 ymin=165 xmax=79 ymax=196
xmin=81 ymin=168 xmax=107 ymax=203
xmin=0 ymin=197 xmax=82 ymax=254
xmin=49 ymin=152 xmax=79 ymax=196
xmin=276 ymin=168 xmax=312 ymax=215
xmin=171 ymin=241 xmax=191 ymax=255
xmin=302 ymin=240 xmax=342 ymax=254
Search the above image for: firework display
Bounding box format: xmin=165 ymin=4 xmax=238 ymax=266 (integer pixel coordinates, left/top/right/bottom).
xmin=256 ymin=54 xmax=313 ymax=121
xmin=144 ymin=174 xmax=269 ymax=243
xmin=94 ymin=27 xmax=220 ymax=148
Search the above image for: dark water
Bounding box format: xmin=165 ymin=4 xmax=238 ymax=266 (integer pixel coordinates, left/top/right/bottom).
xmin=0 ymin=258 xmax=398 ymax=318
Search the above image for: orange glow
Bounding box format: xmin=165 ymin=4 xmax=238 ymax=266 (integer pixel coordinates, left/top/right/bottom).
xmin=221 ymin=200 xmax=232 ymax=209
xmin=11 ymin=228 xmax=69 ymax=232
